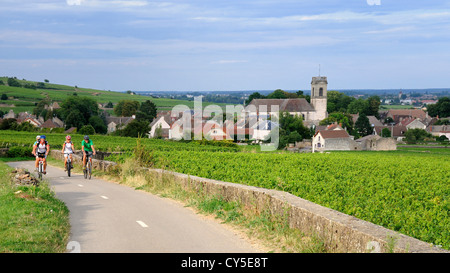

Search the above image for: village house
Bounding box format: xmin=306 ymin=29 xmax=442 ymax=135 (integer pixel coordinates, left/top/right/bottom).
xmin=374 ymin=125 xmax=407 ymax=141
xmin=148 ymin=113 xmax=172 ymax=139
xmin=428 ymin=125 xmax=450 ymax=139
xmin=105 ymin=115 xmax=135 ymax=133
xmin=312 ymin=128 xmax=354 ymax=153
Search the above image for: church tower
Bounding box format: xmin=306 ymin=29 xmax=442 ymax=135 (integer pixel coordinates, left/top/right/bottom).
xmin=310 ymin=76 xmax=328 ymax=121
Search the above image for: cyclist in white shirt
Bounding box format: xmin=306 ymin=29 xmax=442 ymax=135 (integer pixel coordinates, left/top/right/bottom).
xmin=32 ymin=135 xmax=49 ymax=174
xmin=61 ymin=135 xmax=75 ymax=172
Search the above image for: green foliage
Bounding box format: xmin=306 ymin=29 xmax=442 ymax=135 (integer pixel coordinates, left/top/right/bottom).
xmin=6 ymin=146 xmax=33 ymax=158
xmin=136 ymin=100 xmax=157 ymax=122
xmin=277 ymin=111 xmax=310 ymax=149
xmin=78 ymin=124 xmax=96 ymax=135
xmin=1 ymin=94 xmax=7 ymax=100
xmin=7 ymin=77 xmax=21 ymax=87
xmin=348 ymin=98 xmax=369 ymax=115
xmin=427 ymin=97 xmax=450 ymax=118
xmin=326 ymin=91 xmax=355 ymax=113
xmin=381 ymin=127 xmax=391 ymax=138
xmin=405 ymin=128 xmax=433 ymax=144
xmin=116 ymin=120 xmax=149 ymax=138
xmin=60 ymin=96 xmax=99 ymax=129
xmin=88 ymin=115 xmax=107 ymax=135
xmin=114 ymin=100 xmax=140 ymax=117
xmin=355 ymin=113 xmax=373 ymax=137
xmin=319 ymin=112 xmax=354 ymax=131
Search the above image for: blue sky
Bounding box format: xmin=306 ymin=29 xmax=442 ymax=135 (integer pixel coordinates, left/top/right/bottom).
xmin=1 ymin=0 xmax=450 ymax=91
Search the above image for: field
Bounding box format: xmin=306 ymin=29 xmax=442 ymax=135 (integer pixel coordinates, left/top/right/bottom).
xmin=0 ymin=77 xmax=226 ymax=113
xmin=1 ymin=130 xmax=449 ymax=250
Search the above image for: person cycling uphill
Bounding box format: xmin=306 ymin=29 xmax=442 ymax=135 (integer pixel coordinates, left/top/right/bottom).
xmin=81 ymin=135 xmax=96 ymax=170
xmin=32 ymin=135 xmax=49 ymax=174
xmin=62 ymin=135 xmax=75 ymax=172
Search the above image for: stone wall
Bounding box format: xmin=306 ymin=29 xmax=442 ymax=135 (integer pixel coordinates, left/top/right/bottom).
xmin=49 ymin=150 xmax=447 ymax=253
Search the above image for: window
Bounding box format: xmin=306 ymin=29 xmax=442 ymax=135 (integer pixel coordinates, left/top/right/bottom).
xmin=319 ymin=87 xmax=323 ymax=96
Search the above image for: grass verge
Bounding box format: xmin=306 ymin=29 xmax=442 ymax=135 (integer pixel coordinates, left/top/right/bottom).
xmin=0 ymin=160 xmax=70 ymax=253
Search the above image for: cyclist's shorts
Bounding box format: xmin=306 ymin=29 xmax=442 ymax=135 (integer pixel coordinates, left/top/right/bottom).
xmin=37 ymin=152 xmax=46 ymax=159
xmin=64 ymin=152 xmax=73 ymax=158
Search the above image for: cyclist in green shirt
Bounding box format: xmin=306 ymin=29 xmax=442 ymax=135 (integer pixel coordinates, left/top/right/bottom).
xmin=81 ymin=135 xmax=96 ymax=170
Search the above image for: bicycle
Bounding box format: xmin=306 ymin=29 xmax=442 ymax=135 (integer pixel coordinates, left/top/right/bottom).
xmin=83 ymin=152 xmax=92 ymax=180
xmin=65 ymin=153 xmax=73 ymax=177
xmin=37 ymin=156 xmax=45 ymax=180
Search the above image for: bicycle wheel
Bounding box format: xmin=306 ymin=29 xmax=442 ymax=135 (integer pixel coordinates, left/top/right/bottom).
xmin=67 ymin=160 xmax=71 ymax=177
xmin=88 ymin=161 xmax=92 ymax=180
xmin=38 ymin=162 xmax=43 ymax=180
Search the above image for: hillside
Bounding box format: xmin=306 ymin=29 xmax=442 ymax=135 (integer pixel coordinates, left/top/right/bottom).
xmin=0 ymin=77 xmax=223 ymax=114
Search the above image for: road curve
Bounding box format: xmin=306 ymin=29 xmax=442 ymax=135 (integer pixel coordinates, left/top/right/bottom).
xmin=8 ymin=161 xmax=260 ymax=253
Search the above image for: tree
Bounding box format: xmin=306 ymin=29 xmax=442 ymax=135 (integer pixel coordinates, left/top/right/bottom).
xmin=33 ymin=98 xmax=51 ymax=118
xmin=136 ymin=100 xmax=157 ymax=122
xmin=427 ymin=97 xmax=450 ymax=118
xmin=405 ymin=128 xmax=432 ymax=144
xmin=355 ymin=113 xmax=373 ymax=137
xmin=114 ymin=100 xmax=140 ymax=117
xmin=7 ymin=77 xmax=21 ymax=87
xmin=276 ymin=111 xmax=311 ymax=149
xmin=0 ymin=118 xmax=17 ymax=130
xmin=324 ymin=91 xmax=355 ymax=113
xmin=119 ymin=120 xmax=150 ymax=138
xmin=88 ymin=116 xmax=107 ymax=135
xmin=1 ymin=94 xmax=7 ymax=100
xmin=60 ymin=96 xmax=99 ymax=129
xmin=78 ymin=124 xmax=96 ymax=135
xmin=367 ymin=96 xmax=381 ymax=118
xmin=267 ymin=89 xmax=288 ymax=99
xmin=319 ymin=112 xmax=354 ymax=132
xmin=381 ymin=128 xmax=391 ymax=138
xmin=348 ymin=98 xmax=369 ymax=115
xmin=245 ymin=92 xmax=264 ymax=105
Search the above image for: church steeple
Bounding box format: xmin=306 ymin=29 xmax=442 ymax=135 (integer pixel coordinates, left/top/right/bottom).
xmin=310 ymin=76 xmax=328 ymax=121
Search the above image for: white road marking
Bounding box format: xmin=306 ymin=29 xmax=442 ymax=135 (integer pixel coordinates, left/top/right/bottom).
xmin=136 ymin=221 xmax=148 ymax=228
xmin=78 ymin=184 xmax=84 ymax=187
xmin=100 ymin=196 xmax=109 ymax=200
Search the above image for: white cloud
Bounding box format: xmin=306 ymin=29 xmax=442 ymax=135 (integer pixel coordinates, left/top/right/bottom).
xmin=66 ymin=0 xmax=85 ymax=6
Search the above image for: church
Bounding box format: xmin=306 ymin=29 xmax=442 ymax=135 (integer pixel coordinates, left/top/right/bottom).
xmin=247 ymin=76 xmax=328 ymax=126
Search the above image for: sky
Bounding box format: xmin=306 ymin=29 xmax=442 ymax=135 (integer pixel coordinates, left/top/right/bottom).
xmin=1 ymin=0 xmax=450 ymax=91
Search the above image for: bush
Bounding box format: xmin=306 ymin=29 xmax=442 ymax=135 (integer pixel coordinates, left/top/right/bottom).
xmin=405 ymin=128 xmax=433 ymax=144
xmin=6 ymin=146 xmax=33 ymax=158
xmin=78 ymin=124 xmax=96 ymax=135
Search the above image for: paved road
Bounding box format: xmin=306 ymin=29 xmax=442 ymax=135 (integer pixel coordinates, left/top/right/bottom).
xmin=8 ymin=161 xmax=260 ymax=253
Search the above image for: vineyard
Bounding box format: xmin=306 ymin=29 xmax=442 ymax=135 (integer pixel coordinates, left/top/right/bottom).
xmin=1 ymin=130 xmax=449 ymax=250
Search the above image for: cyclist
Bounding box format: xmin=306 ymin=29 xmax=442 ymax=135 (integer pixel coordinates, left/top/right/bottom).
xmin=33 ymin=135 xmax=41 ymax=146
xmin=62 ymin=135 xmax=75 ymax=172
xmin=81 ymin=135 xmax=96 ymax=170
xmin=32 ymin=135 xmax=49 ymax=174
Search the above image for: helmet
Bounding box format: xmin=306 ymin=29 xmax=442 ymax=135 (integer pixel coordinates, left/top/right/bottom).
xmin=36 ymin=135 xmax=41 ymax=140
xmin=66 ymin=135 xmax=71 ymax=140
xmin=84 ymin=135 xmax=89 ymax=140
xmin=41 ymin=135 xmax=46 ymax=139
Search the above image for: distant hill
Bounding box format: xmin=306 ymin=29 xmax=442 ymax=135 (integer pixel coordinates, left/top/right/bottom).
xmin=0 ymin=76 xmax=225 ymax=114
